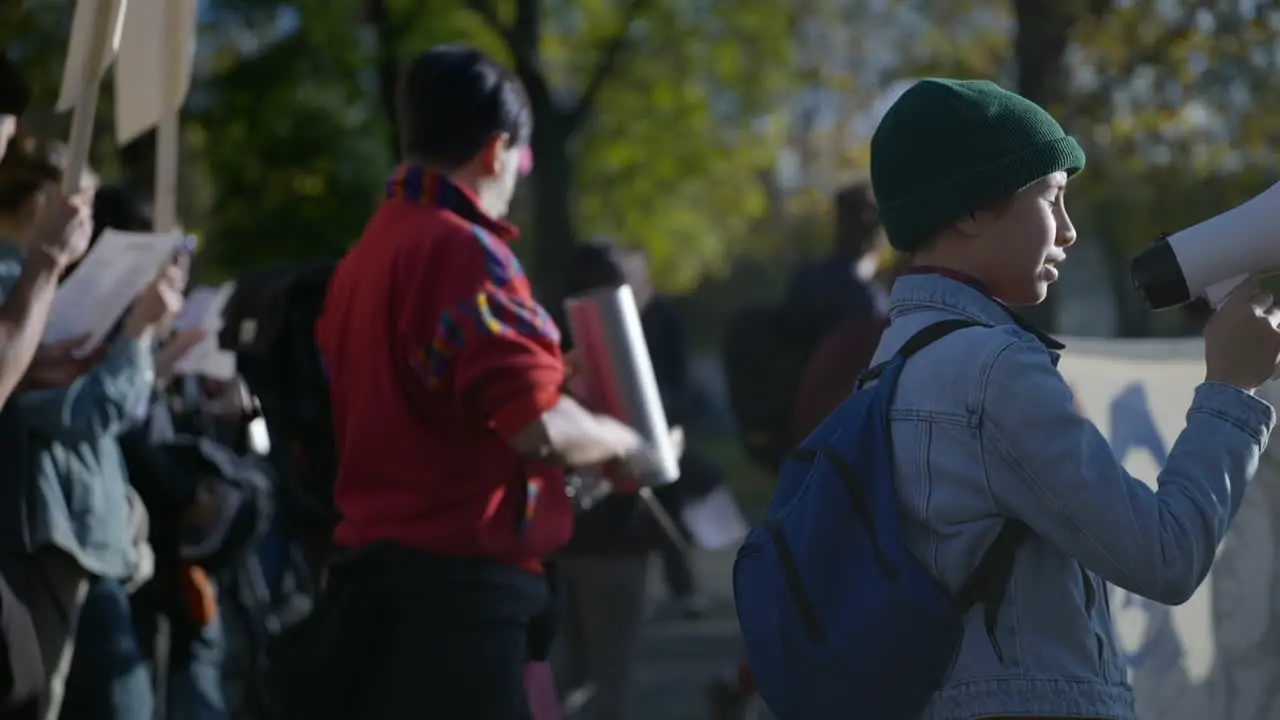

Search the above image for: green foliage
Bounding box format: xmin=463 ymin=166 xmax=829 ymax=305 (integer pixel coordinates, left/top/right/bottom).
xmin=9 ymin=0 xmax=795 ymax=290
xmin=573 ymin=0 xmax=793 ymax=290
xmin=193 ymin=7 xmax=393 ymax=277
xmin=13 ymin=0 xmax=1280 ymax=324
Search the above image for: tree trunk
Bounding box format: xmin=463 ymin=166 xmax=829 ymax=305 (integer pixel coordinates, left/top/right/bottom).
xmin=1012 ymin=0 xmax=1077 ymax=331
xmin=365 ymin=0 xmax=402 ymax=159
xmin=528 ymin=119 xmax=576 ymax=312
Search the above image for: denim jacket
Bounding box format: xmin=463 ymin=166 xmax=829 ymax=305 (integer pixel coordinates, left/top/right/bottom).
xmin=0 ymin=242 xmax=154 ymax=579
xmin=870 ymin=273 xmax=1275 ymax=720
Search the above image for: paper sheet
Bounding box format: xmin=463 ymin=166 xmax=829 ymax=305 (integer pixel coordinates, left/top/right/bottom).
xmin=172 ymin=283 xmax=232 ymax=333
xmin=43 ymin=229 xmax=184 ymax=353
xmin=172 ymin=282 xmax=237 ymax=380
xmin=679 ymin=486 xmax=749 ymax=551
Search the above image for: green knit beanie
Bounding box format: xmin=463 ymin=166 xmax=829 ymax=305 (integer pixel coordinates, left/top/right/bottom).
xmin=870 ymin=79 xmax=1086 ymax=253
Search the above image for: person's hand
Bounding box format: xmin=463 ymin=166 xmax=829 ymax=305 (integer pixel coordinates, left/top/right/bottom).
xmin=122 ymin=264 xmax=186 ymax=340
xmin=1204 ymin=278 xmax=1280 ymax=392
xmin=609 ymin=426 xmax=684 ymax=492
xmin=28 ymin=187 xmax=92 ymax=269
xmin=18 ymin=335 xmax=107 ymax=390
xmin=670 ymin=425 xmax=685 ymax=460
xmin=562 ymin=349 xmax=592 ymax=400
xmin=154 ymin=327 xmax=206 ymax=386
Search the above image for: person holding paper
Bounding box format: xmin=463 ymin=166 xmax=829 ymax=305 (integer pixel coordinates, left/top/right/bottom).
xmin=66 ymin=184 xmax=230 ymax=720
xmin=0 ymin=139 xmax=187 ymax=720
xmin=0 ymin=135 xmax=97 ymax=406
xmin=0 ymin=52 xmax=96 ymax=720
xmin=309 ymin=46 xmax=659 ymax=720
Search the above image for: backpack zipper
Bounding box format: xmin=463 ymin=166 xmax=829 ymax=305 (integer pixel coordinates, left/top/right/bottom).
xmin=763 ymin=519 xmax=826 ymax=644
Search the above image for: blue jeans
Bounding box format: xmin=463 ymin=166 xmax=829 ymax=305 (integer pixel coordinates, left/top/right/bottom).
xmin=60 ymin=578 xmax=154 ymax=720
xmin=166 ymin=610 xmax=228 ymax=720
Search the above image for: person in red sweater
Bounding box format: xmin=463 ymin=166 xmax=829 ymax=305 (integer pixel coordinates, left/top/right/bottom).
xmin=312 ymin=45 xmax=655 ymax=720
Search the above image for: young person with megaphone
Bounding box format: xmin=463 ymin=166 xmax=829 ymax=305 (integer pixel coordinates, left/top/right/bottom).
xmin=853 ymin=79 xmax=1278 ymax=720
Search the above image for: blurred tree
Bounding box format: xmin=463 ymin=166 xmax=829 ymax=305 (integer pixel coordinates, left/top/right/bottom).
xmin=192 ymin=1 xmax=393 ymax=276
xmin=445 ymin=0 xmax=795 ymax=299
xmin=7 ymin=0 xmax=794 ymax=294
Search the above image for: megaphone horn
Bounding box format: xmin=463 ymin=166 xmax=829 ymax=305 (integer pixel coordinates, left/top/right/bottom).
xmin=1130 ymin=180 xmax=1280 ymax=310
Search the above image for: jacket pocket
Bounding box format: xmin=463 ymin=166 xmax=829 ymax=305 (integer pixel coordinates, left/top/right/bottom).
xmin=1079 ymin=565 xmax=1108 ymax=675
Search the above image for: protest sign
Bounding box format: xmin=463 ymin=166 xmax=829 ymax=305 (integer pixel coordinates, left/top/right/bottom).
xmin=1061 ymin=335 xmax=1280 ymax=720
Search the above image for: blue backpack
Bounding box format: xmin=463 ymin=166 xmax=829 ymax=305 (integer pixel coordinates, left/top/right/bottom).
xmin=733 ymin=319 xmax=1029 ymax=719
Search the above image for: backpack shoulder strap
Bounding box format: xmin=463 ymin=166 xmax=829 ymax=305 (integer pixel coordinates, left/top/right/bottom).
xmin=860 ymin=318 xmax=983 ymax=385
xmin=955 ymin=519 xmax=1031 ymax=662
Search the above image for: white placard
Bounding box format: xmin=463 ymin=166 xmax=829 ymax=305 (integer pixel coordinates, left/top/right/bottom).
xmin=1060 ymin=335 xmax=1280 ymax=720
xmin=114 ymin=0 xmax=198 ymax=144
xmin=56 ymin=0 xmax=128 ymax=112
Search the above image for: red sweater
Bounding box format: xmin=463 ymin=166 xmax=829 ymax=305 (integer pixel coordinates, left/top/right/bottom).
xmin=315 ymin=166 xmax=573 ymax=573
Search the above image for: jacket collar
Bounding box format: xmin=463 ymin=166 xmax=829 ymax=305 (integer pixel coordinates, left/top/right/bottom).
xmin=889 ymin=267 xmax=1065 ymax=352
xmin=384 ymin=163 xmax=518 ymax=242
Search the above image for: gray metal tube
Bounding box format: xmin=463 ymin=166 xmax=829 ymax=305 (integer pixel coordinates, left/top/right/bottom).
xmin=564 ymin=285 xmax=681 ymax=484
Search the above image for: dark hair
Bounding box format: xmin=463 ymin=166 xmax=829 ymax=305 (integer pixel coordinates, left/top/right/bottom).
xmin=566 ymin=240 xmax=626 ymax=296
xmin=0 ymin=51 xmax=31 ymax=117
xmin=91 ymin=185 xmax=152 ymax=241
xmin=398 ymin=45 xmax=533 ymax=168
xmin=0 ymin=135 xmax=86 ymax=214
xmin=834 ymin=182 xmax=883 ymax=258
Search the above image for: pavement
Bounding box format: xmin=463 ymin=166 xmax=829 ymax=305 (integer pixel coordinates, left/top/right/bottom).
xmin=625 ymin=547 xmax=770 ymax=720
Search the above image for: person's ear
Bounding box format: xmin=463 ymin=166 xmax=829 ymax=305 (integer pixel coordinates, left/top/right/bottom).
xmin=952 ymin=212 xmax=982 ymax=239
xmin=478 ymin=133 xmax=512 ymax=176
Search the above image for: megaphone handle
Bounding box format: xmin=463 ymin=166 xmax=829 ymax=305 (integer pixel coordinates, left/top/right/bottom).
xmin=638 ymin=486 xmax=692 ymax=556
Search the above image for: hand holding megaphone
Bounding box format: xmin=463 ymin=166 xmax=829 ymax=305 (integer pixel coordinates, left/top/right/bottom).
xmin=1131 ymin=181 xmax=1280 ymax=310
xmin=1203 ymin=278 xmax=1280 ymax=392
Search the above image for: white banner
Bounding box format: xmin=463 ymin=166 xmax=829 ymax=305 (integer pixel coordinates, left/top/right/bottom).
xmin=1060 ymin=336 xmax=1280 ymax=720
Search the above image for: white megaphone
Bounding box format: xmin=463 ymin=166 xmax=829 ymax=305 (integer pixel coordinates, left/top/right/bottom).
xmin=1130 ymin=180 xmax=1280 ymax=310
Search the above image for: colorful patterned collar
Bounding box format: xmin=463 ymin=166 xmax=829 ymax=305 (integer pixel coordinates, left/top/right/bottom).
xmin=384 ymin=163 xmax=518 ymax=242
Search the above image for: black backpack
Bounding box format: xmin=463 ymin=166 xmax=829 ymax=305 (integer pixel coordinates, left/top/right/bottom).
xmin=219 ymin=261 xmax=339 ymax=546
xmin=721 ymin=302 xmax=843 ymax=472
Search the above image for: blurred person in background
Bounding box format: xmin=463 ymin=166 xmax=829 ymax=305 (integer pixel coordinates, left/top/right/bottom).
xmin=784 ymin=181 xmax=889 ymax=324
xmin=0 ymin=139 xmax=187 ymax=720
xmin=301 ymin=45 xmax=657 ymax=720
xmin=125 ymin=375 xmax=269 ymax=720
xmin=722 ymin=182 xmax=889 ymax=479
xmin=553 ymin=241 xmax=654 ymax=720
xmin=613 ymin=244 xmax=721 ymax=619
xmin=708 ymin=184 xmax=892 ymax=720
xmin=553 ymin=240 xmax=714 ymax=719
xmin=789 ymin=182 xmax=892 ymax=442
xmin=0 ymin=55 xmax=97 ymax=404
xmin=0 ymin=49 xmax=94 ymax=720
xmin=86 ymin=184 xmax=234 ymax=720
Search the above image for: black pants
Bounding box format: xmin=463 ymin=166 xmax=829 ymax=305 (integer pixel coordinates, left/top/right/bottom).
xmin=272 ymin=545 xmax=549 ymax=720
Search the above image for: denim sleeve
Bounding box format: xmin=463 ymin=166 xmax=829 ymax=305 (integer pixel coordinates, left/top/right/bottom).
xmin=981 ymin=337 xmax=1275 ymax=605
xmin=16 ymin=335 xmax=155 ymax=443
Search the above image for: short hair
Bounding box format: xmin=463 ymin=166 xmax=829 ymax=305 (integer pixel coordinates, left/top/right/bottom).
xmin=92 ymin=185 xmax=152 ymax=241
xmin=834 ymin=182 xmax=882 ymax=257
xmin=0 ymin=135 xmax=98 ymax=215
xmin=566 ymin=240 xmax=626 ymax=296
xmin=398 ymin=45 xmax=533 ymax=168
